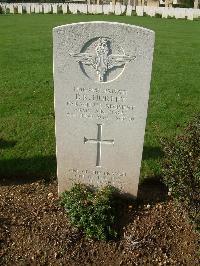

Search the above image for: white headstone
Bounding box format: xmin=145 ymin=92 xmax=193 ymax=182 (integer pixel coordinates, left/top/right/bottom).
xmin=91 ymin=4 xmax=97 ymax=14
xmin=168 ymin=7 xmax=175 ymax=18
xmin=103 ymin=4 xmax=111 ymax=15
xmin=126 ymin=5 xmax=132 ymax=16
xmin=68 ymin=3 xmax=77 ymax=14
xmin=162 ymin=7 xmax=169 ymax=18
xmin=0 ymin=4 xmax=6 ymax=14
xmin=96 ymin=4 xmax=103 ymax=14
xmin=35 ymin=4 xmax=40 ymax=14
xmin=53 ymin=22 xmax=155 ymax=197
xmin=18 ymin=5 xmax=23 ymax=14
xmin=9 ymin=4 xmax=14 ymax=14
xmin=110 ymin=3 xmax=115 ymax=13
xmin=115 ymin=3 xmax=122 ymax=15
xmin=52 ymin=4 xmax=58 ymax=14
xmin=87 ymin=4 xmax=92 ymax=14
xmin=121 ymin=5 xmax=126 ymax=13
xmin=39 ymin=4 xmax=43 ymax=13
xmin=149 ymin=8 xmax=156 ymax=17
xmin=30 ymin=4 xmax=35 ymax=13
xmin=186 ymin=8 xmax=193 ymax=20
xmin=77 ymin=4 xmax=87 ymax=14
xmin=44 ymin=4 xmax=51 ymax=14
xmin=62 ymin=3 xmax=68 ymax=14
xmin=26 ymin=4 xmax=31 ymax=14
xmin=174 ymin=8 xmax=180 ymax=19
xmin=136 ymin=6 xmax=144 ymax=16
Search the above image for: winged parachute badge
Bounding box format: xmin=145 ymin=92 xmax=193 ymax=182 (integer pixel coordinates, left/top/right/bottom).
xmin=70 ymin=37 xmax=136 ymax=82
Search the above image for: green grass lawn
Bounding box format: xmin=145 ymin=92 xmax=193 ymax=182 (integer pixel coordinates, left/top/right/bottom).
xmin=0 ymin=14 xmax=200 ymax=182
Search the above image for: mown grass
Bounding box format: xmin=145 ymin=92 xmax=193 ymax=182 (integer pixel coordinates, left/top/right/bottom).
xmin=0 ymin=14 xmax=199 ymax=182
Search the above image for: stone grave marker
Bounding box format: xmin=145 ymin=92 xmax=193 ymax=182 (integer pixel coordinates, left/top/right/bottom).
xmin=35 ymin=4 xmax=40 ymax=13
xmin=53 ymin=22 xmax=154 ymax=197
xmin=68 ymin=3 xmax=77 ymax=14
xmin=110 ymin=3 xmax=115 ymax=13
xmin=39 ymin=4 xmax=43 ymax=13
xmin=44 ymin=4 xmax=51 ymax=14
xmin=115 ymin=3 xmax=122 ymax=15
xmin=26 ymin=4 xmax=31 ymax=14
xmin=77 ymin=4 xmax=87 ymax=14
xmin=187 ymin=8 xmax=193 ymax=20
xmin=9 ymin=4 xmax=14 ymax=14
xmin=103 ymin=4 xmax=110 ymax=15
xmin=91 ymin=4 xmax=97 ymax=14
xmin=136 ymin=6 xmax=144 ymax=16
xmin=162 ymin=7 xmax=168 ymax=18
xmin=30 ymin=4 xmax=35 ymax=13
xmin=52 ymin=4 xmax=58 ymax=14
xmin=62 ymin=3 xmax=68 ymax=14
xmin=87 ymin=4 xmax=92 ymax=14
xmin=126 ymin=5 xmax=132 ymax=16
xmin=18 ymin=4 xmax=23 ymax=14
xmin=96 ymin=4 xmax=103 ymax=14
xmin=0 ymin=3 xmax=6 ymax=14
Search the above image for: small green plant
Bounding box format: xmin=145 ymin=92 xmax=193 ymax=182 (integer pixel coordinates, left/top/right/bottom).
xmin=60 ymin=184 xmax=118 ymax=240
xmin=161 ymin=115 xmax=200 ymax=227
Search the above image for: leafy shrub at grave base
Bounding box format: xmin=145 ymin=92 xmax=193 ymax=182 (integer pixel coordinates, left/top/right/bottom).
xmin=60 ymin=184 xmax=118 ymax=241
xmin=161 ymin=115 xmax=200 ymax=228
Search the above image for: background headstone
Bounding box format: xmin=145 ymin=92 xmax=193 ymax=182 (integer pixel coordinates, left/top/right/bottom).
xmin=52 ymin=4 xmax=58 ymax=14
xmin=68 ymin=3 xmax=77 ymax=14
xmin=187 ymin=8 xmax=194 ymax=20
xmin=62 ymin=3 xmax=68 ymax=14
xmin=53 ymin=22 xmax=154 ymax=197
xmin=96 ymin=4 xmax=103 ymax=14
xmin=30 ymin=4 xmax=35 ymax=13
xmin=126 ymin=5 xmax=132 ymax=16
xmin=44 ymin=4 xmax=51 ymax=14
xmin=9 ymin=4 xmax=14 ymax=14
xmin=136 ymin=6 xmax=144 ymax=16
xmin=35 ymin=4 xmax=40 ymax=13
xmin=18 ymin=5 xmax=23 ymax=14
xmin=39 ymin=4 xmax=43 ymax=13
xmin=162 ymin=7 xmax=169 ymax=18
xmin=26 ymin=4 xmax=31 ymax=14
xmin=115 ymin=3 xmax=122 ymax=15
xmin=103 ymin=4 xmax=111 ymax=15
xmin=77 ymin=4 xmax=87 ymax=14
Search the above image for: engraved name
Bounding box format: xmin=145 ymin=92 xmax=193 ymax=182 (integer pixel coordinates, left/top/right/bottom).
xmin=66 ymin=86 xmax=135 ymax=122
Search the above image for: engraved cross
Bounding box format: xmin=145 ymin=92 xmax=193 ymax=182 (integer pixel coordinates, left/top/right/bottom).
xmin=84 ymin=124 xmax=114 ymax=167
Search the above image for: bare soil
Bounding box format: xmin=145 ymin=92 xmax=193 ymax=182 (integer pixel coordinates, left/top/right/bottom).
xmin=0 ymin=178 xmax=199 ymax=265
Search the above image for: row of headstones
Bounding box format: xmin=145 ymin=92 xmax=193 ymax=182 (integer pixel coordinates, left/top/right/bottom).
xmin=136 ymin=6 xmax=200 ymax=20
xmin=0 ymin=3 xmax=200 ymax=20
xmin=0 ymin=3 xmax=132 ymax=15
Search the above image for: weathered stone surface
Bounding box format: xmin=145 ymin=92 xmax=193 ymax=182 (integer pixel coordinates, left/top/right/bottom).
xmin=53 ymin=22 xmax=154 ymax=197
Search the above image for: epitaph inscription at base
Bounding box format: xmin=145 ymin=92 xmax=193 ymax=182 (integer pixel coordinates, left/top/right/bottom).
xmin=53 ymin=22 xmax=155 ymax=197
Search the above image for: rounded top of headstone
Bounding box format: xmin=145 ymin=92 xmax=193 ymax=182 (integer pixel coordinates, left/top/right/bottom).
xmin=53 ymin=21 xmax=155 ymax=36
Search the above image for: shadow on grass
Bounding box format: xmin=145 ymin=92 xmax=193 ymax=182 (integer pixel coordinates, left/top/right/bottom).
xmin=0 ymin=155 xmax=56 ymax=185
xmin=0 ymin=139 xmax=17 ymax=149
xmin=142 ymin=146 xmax=164 ymax=160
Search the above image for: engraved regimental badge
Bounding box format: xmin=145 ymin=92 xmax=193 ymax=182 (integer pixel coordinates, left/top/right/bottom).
xmin=70 ymin=37 xmax=136 ymax=83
